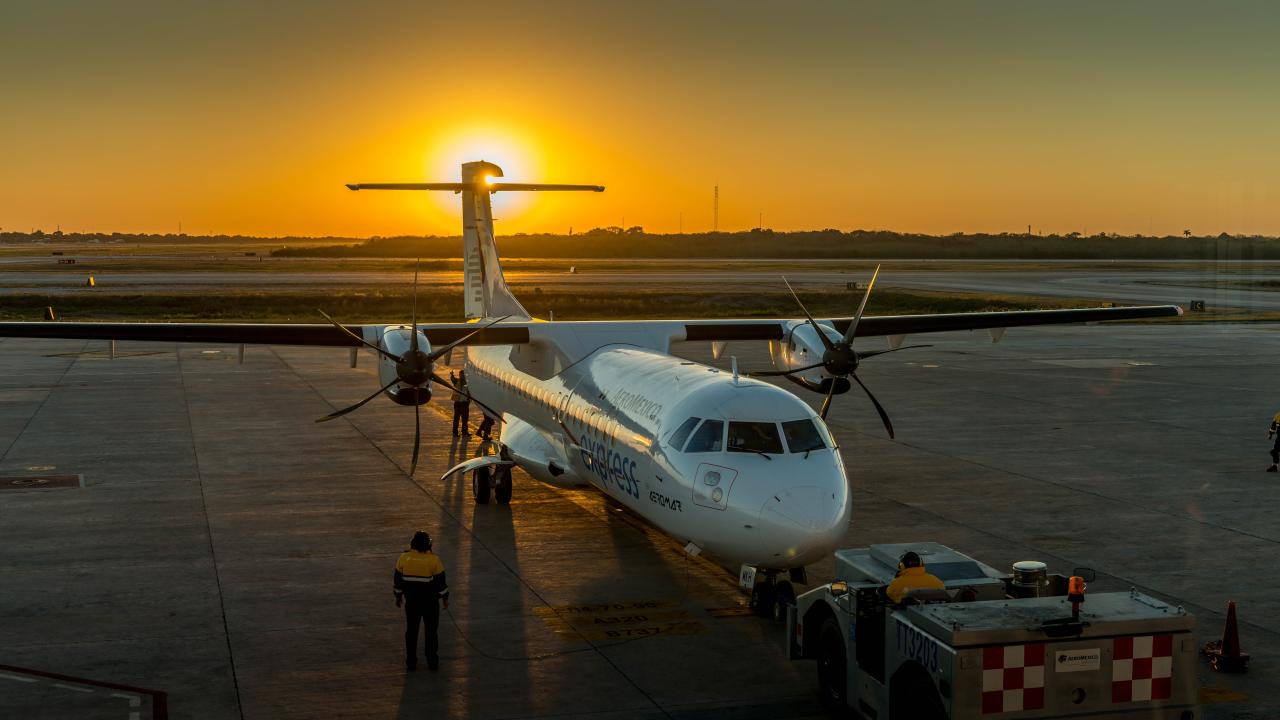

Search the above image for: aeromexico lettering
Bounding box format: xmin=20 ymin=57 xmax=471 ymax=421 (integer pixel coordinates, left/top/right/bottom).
xmin=579 ymin=437 xmax=640 ymax=499
xmin=612 ymin=390 xmax=664 ymax=424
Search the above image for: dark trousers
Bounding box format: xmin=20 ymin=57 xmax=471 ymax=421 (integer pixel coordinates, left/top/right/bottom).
xmin=1271 ymin=436 xmax=1279 ymax=465
xmin=405 ymin=598 xmax=440 ymax=666
xmin=477 ymin=415 xmax=494 ymax=437
xmin=452 ymin=402 xmax=470 ymax=434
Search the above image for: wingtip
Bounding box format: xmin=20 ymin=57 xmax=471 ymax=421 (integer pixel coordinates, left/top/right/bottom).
xmin=345 ymin=184 xmax=360 ymax=191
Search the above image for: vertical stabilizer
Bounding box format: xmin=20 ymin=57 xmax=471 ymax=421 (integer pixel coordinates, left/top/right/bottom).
xmin=461 ymin=161 xmax=528 ymax=320
xmin=345 ymin=162 xmax=602 ymax=321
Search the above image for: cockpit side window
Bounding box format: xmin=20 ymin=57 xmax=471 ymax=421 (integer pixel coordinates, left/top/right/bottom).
xmin=684 ymin=419 xmax=724 ymax=453
xmin=782 ymin=419 xmax=826 ymax=453
xmin=667 ymin=417 xmax=701 ymax=451
xmin=727 ymin=421 xmax=784 ymax=454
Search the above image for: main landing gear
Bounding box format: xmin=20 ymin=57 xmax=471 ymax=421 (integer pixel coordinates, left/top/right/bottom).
xmin=471 ymin=440 xmax=513 ymax=505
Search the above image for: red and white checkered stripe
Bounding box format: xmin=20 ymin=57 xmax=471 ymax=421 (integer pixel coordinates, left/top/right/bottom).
xmin=982 ymin=644 xmax=1046 ymax=714
xmin=1113 ymin=634 xmax=1173 ymax=703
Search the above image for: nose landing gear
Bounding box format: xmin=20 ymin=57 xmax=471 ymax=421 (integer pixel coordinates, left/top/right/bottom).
xmin=748 ymin=568 xmax=803 ymax=622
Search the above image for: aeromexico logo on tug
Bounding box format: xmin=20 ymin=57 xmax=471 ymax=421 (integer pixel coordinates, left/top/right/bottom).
xmin=580 ymin=437 xmax=640 ymax=499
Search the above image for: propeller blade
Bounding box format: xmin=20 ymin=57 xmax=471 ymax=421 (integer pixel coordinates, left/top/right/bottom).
xmin=852 ymin=374 xmax=894 ymax=439
xmin=820 ymin=380 xmax=836 ymax=419
xmin=783 ymin=276 xmax=835 ymax=352
xmin=748 ymin=362 xmax=826 ymax=378
xmin=425 ymin=315 xmax=511 ymax=364
xmin=318 ymin=309 xmax=401 ymax=364
xmin=410 ymin=259 xmax=421 ymax=353
xmin=856 ymin=344 xmax=933 ymax=360
xmin=410 ymin=402 xmax=421 ymax=476
xmin=841 ymin=264 xmax=881 ymax=345
xmin=315 ymin=377 xmax=400 ymax=423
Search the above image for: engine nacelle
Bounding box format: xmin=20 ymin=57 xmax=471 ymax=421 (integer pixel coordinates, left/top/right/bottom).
xmin=768 ymin=320 xmax=851 ymax=395
xmin=377 ymin=325 xmax=433 ymax=406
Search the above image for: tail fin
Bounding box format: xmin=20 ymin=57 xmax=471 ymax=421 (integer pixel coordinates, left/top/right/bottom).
xmin=347 ymin=161 xmax=603 ymax=320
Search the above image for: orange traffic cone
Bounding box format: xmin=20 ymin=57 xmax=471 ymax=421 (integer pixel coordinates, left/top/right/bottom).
xmin=1203 ymin=600 xmax=1250 ymax=672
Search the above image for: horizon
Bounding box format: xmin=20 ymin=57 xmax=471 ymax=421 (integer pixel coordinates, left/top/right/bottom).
xmin=4 ymin=227 xmax=1279 ymax=242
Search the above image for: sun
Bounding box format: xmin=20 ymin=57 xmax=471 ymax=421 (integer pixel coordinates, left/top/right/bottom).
xmin=421 ymin=127 xmax=543 ymax=229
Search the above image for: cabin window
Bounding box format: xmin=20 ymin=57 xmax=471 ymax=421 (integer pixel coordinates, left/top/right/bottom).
xmin=782 ymin=419 xmax=826 ymax=453
xmin=684 ymin=419 xmax=724 ymax=453
xmin=667 ymin=417 xmax=701 ymax=450
xmin=727 ymin=421 xmax=784 ymax=455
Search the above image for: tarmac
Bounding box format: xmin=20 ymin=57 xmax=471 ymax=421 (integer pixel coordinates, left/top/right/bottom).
xmin=0 ymin=322 xmax=1275 ymax=719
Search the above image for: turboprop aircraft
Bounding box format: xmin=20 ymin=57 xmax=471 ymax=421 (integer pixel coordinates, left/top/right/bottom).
xmin=0 ymin=160 xmax=1181 ymax=617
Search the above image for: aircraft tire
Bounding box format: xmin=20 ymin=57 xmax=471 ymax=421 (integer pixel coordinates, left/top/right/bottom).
xmin=771 ymin=581 xmax=796 ymax=623
xmin=750 ymin=581 xmax=776 ymax=617
xmin=473 ymin=467 xmax=491 ymax=504
xmin=495 ymin=467 xmax=512 ymax=504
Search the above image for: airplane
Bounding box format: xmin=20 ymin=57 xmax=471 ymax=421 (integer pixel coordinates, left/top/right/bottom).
xmin=0 ymin=160 xmax=1181 ymax=618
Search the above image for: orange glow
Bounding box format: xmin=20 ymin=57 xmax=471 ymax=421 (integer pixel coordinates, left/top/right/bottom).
xmin=4 ymin=4 xmax=1280 ymax=237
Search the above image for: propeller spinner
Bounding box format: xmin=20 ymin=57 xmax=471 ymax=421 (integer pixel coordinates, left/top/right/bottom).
xmin=750 ymin=266 xmax=929 ymax=438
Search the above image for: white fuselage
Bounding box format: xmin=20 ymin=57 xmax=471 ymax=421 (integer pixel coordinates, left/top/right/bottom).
xmin=462 ymin=326 xmax=852 ymax=569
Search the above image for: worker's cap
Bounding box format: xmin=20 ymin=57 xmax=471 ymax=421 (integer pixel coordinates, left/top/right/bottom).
xmin=899 ymin=551 xmax=922 ymax=569
xmin=1273 ymin=411 xmax=1280 ymax=422
xmin=410 ymin=530 xmax=432 ymax=551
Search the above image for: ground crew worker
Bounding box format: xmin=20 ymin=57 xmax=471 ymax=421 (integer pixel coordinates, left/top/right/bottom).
xmin=450 ymin=371 xmax=470 ymax=437
xmin=885 ymin=550 xmax=946 ymax=604
xmin=1267 ymin=412 xmax=1280 ymax=472
xmin=394 ymin=530 xmax=449 ymax=671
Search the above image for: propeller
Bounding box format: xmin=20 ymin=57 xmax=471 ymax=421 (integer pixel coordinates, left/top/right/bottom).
xmin=316 ymin=259 xmax=509 ymax=476
xmin=749 ymin=266 xmax=930 ymax=439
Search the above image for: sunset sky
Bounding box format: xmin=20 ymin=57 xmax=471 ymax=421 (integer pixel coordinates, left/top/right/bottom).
xmin=3 ymin=1 xmax=1280 ymax=237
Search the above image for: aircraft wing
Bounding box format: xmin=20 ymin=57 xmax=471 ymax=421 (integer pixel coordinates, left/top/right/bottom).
xmin=0 ymin=305 xmax=1177 ymax=348
xmin=0 ymin=321 xmax=531 ymax=347
xmin=678 ymin=304 xmax=1182 ymax=342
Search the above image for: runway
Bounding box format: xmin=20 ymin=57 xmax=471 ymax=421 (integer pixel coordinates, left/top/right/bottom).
xmin=0 ymin=322 xmax=1274 ymax=718
xmin=3 ymin=257 xmax=1278 ymax=312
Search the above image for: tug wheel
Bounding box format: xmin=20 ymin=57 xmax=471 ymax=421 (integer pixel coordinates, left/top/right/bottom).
xmin=816 ymin=616 xmax=847 ymax=710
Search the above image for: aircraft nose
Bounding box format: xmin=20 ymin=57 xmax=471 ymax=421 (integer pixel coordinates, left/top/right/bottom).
xmin=761 ymin=485 xmax=842 ymax=533
xmin=756 ymin=484 xmax=849 ymax=564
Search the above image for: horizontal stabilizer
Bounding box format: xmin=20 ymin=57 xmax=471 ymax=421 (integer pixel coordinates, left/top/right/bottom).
xmin=488 ymin=183 xmax=603 ymax=192
xmin=346 ymin=183 xmax=471 ymax=191
xmin=346 ymin=182 xmax=603 ymax=192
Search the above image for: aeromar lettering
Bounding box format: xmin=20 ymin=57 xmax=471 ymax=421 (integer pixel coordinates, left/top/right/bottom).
xmin=579 ymin=439 xmax=640 ymax=499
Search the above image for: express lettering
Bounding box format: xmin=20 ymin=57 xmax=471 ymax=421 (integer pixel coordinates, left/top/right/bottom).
xmin=895 ymin=619 xmax=942 ymax=675
xmin=580 ymin=439 xmax=640 ymax=499
xmin=648 ymin=490 xmax=684 ymax=512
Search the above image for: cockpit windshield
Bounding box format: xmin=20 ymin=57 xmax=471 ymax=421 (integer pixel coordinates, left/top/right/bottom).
xmin=667 ymin=417 xmax=701 ymax=450
xmin=782 ymin=419 xmax=826 ymax=453
xmin=728 ymin=421 xmax=784 ymax=454
xmin=685 ymin=419 xmax=724 ymax=452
